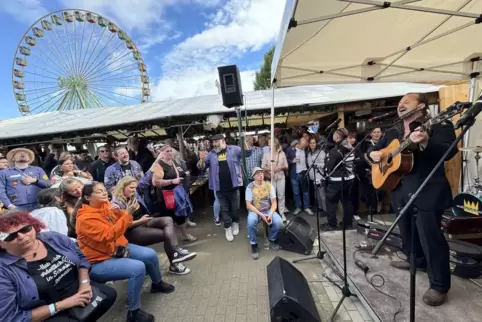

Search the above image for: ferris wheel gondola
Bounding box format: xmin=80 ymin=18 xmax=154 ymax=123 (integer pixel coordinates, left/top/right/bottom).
xmin=12 ymin=9 xmax=150 ymax=115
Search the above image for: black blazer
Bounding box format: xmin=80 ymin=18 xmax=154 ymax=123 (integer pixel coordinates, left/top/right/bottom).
xmin=368 ymin=121 xmax=457 ymax=211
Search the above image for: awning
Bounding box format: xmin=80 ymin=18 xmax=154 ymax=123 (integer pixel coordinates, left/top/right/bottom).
xmin=271 ymin=0 xmax=482 ymax=87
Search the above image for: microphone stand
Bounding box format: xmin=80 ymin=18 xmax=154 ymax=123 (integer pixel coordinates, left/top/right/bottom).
xmin=293 ymin=128 xmax=346 ymax=286
xmin=371 ymin=120 xmax=474 ymax=322
xmin=326 ymin=129 xmax=373 ymax=321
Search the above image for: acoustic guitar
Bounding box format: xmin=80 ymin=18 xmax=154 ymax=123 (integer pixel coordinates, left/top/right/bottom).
xmin=371 ymin=104 xmax=465 ymax=191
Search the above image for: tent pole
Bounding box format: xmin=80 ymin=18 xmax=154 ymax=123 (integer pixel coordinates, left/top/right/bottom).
xmin=270 ymin=85 xmax=276 ymax=179
xmin=235 ymin=105 xmax=247 ymax=185
xmin=461 ymin=77 xmax=478 ymax=191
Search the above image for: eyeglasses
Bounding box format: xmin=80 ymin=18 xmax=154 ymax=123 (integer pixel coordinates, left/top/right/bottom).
xmin=2 ymin=225 xmax=33 ymax=242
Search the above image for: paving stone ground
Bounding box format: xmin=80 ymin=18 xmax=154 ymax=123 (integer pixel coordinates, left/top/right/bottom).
xmin=99 ymin=209 xmax=374 ymax=322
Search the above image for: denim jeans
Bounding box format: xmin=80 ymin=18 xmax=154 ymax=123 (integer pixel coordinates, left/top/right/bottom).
xmin=89 ymin=243 xmax=162 ymax=311
xmin=291 ymin=171 xmax=310 ymax=209
xmin=247 ymin=211 xmax=282 ymax=245
xmin=213 ymin=190 xmax=220 ymax=220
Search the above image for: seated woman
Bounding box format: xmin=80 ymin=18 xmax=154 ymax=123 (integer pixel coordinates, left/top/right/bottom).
xmin=29 ymin=188 xmax=70 ymax=237
xmin=0 ymin=212 xmax=117 ymax=322
xmin=112 ymin=176 xmax=196 ymax=275
xmin=59 ymin=178 xmax=84 ymax=237
xmin=51 ymin=159 xmax=92 ymax=186
xmin=75 ymin=182 xmax=174 ymax=322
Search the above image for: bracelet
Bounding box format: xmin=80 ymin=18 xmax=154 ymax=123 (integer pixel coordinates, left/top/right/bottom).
xmin=49 ymin=303 xmax=57 ymax=316
xmin=80 ymin=279 xmax=90 ymax=284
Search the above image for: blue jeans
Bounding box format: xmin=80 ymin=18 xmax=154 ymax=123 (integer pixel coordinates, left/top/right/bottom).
xmin=213 ymin=191 xmax=220 ymax=219
xmin=291 ymin=172 xmax=310 ymax=209
xmin=89 ymin=243 xmax=162 ymax=310
xmin=247 ymin=211 xmax=282 ymax=245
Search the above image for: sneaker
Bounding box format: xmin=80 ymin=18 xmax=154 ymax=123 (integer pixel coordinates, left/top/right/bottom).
xmin=225 ymin=227 xmax=234 ymax=242
xmin=269 ymin=240 xmax=280 ymax=251
xmin=281 ymin=213 xmax=287 ymax=222
xmin=214 ymin=217 xmax=221 ymax=226
xmin=232 ymin=222 xmax=240 ymax=236
xmin=169 ymin=263 xmax=191 ymax=275
xmin=172 ymin=247 xmax=197 ymax=264
xmin=127 ymin=309 xmax=154 ymax=322
xmin=304 ymin=208 xmax=314 ymax=216
xmin=293 ymin=208 xmax=302 ymax=216
xmin=186 ymin=218 xmax=196 ymax=227
xmin=283 ymin=209 xmax=290 ymax=214
xmin=181 ymin=234 xmax=197 ymax=242
xmin=251 ymin=244 xmax=259 ymax=260
xmin=150 ymin=280 xmax=175 ymax=294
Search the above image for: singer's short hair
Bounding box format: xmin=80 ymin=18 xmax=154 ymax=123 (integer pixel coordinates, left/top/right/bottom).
xmin=406 ymin=92 xmax=429 ymax=109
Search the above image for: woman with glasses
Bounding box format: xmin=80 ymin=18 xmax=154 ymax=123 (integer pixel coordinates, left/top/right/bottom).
xmin=0 ymin=211 xmax=117 ymax=321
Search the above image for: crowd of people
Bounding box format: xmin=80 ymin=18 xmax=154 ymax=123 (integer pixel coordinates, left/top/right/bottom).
xmin=0 ymin=92 xmax=452 ymax=321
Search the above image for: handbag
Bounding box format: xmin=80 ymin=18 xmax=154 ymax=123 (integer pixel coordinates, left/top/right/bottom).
xmin=161 ymin=161 xmax=180 ymax=210
xmin=264 ymin=151 xmax=280 ymax=181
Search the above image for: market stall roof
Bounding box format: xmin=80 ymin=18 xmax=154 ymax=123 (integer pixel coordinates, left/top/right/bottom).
xmin=0 ymin=83 xmax=441 ymax=143
xmin=271 ymin=0 xmax=482 ymax=87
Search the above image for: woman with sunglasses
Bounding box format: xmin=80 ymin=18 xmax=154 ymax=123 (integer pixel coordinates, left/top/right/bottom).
xmin=74 ymin=182 xmax=174 ymax=322
xmin=0 ymin=212 xmax=117 ymax=321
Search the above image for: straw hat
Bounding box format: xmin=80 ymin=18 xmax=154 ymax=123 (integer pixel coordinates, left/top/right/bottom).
xmin=6 ymin=148 xmax=35 ymax=166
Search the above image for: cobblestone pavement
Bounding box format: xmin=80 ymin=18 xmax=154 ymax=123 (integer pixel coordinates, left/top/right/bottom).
xmin=99 ymin=211 xmax=374 ymax=322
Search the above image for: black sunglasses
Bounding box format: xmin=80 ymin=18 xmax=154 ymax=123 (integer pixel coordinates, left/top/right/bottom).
xmin=3 ymin=225 xmax=33 ymax=242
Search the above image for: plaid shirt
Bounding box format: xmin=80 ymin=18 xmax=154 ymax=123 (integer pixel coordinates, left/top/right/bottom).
xmin=245 ymin=147 xmax=264 ymax=179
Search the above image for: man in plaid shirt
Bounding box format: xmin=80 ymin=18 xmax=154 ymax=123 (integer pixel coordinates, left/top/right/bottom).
xmin=245 ymin=136 xmax=264 ymax=182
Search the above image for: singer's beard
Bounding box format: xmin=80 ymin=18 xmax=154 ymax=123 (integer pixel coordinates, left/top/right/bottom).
xmin=15 ymin=161 xmax=29 ymax=169
xmin=213 ymin=147 xmax=222 ymax=153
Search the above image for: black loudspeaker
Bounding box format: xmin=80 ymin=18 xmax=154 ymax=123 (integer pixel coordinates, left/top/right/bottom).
xmin=277 ymin=216 xmax=316 ymax=255
xmin=267 ymin=256 xmax=321 ymax=322
xmin=217 ymin=65 xmax=244 ymax=108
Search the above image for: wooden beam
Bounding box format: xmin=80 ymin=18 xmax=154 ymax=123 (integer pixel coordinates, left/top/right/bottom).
xmin=439 ymin=84 xmax=469 ymax=196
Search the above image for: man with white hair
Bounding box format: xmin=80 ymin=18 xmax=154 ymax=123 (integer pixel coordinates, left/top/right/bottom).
xmin=0 ymin=148 xmax=50 ymax=210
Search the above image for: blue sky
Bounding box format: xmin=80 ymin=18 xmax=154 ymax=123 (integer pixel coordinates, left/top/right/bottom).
xmin=0 ymin=0 xmax=285 ymax=120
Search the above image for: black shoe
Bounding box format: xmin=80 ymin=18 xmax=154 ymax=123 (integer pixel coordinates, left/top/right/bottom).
xmin=172 ymin=246 xmax=197 ymax=264
xmin=150 ymin=280 xmax=175 ymax=294
xmin=320 ymin=224 xmax=337 ymax=231
xmin=251 ymin=244 xmax=259 ymax=260
xmin=126 ymin=309 xmax=154 ymax=322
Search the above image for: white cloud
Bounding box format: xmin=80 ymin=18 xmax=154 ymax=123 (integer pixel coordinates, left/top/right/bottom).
xmin=1 ymin=0 xmax=48 ymax=23
xmin=152 ymin=0 xmax=285 ymax=102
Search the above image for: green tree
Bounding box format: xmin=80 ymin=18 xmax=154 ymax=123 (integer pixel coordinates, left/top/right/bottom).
xmin=253 ymin=47 xmax=274 ymax=90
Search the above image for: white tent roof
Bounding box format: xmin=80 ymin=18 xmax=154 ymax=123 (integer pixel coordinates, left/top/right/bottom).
xmin=0 ymin=83 xmax=440 ymax=141
xmin=272 ymin=0 xmax=482 ymax=87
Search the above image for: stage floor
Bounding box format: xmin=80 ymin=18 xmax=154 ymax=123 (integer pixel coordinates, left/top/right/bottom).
xmin=320 ymin=230 xmax=482 ymax=322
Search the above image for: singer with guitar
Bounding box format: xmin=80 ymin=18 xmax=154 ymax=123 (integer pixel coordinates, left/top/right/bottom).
xmin=368 ymin=93 xmax=457 ymax=307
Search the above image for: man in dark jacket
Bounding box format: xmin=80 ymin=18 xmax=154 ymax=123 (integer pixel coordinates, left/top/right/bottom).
xmin=89 ymin=145 xmax=115 ymax=183
xmin=127 ymin=137 xmax=155 ymax=173
xmin=368 ymin=92 xmax=457 ymax=307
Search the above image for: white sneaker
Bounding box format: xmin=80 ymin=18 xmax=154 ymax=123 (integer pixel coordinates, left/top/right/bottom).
xmin=186 ymin=219 xmax=196 ymax=227
xmin=225 ymin=227 xmax=234 ymax=242
xmin=232 ymin=222 xmax=240 ymax=236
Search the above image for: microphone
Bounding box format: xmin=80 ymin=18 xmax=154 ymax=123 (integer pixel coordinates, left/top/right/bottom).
xmin=368 ymin=111 xmax=397 ymax=123
xmin=455 ymin=97 xmax=482 ymax=130
xmin=325 ymin=118 xmax=342 ymax=132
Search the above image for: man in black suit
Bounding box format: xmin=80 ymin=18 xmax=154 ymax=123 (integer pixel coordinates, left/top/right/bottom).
xmin=368 ymin=93 xmax=457 ymax=307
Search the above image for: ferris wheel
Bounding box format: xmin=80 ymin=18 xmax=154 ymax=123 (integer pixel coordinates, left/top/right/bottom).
xmin=12 ymin=9 xmax=150 ymax=115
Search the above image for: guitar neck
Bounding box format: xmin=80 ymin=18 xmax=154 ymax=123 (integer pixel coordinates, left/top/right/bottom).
xmin=392 ymin=118 xmax=432 ymax=156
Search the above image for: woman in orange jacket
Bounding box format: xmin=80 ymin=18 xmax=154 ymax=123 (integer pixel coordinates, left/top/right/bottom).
xmin=74 ymin=182 xmax=174 ymax=322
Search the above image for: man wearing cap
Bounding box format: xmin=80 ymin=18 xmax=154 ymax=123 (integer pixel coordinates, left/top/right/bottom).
xmin=198 ymin=134 xmax=252 ymax=242
xmin=246 ymin=167 xmax=282 ymax=259
xmin=0 ymin=148 xmax=50 ymax=211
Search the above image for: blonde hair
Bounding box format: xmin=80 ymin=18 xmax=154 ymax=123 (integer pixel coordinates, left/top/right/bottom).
xmin=112 ymin=176 xmax=140 ymax=210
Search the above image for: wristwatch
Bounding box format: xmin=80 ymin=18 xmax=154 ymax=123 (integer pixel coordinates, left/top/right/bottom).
xmin=80 ymin=279 xmax=90 ymax=284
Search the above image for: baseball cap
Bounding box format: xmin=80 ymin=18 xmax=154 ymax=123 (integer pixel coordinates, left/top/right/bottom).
xmin=211 ymin=134 xmax=224 ymax=141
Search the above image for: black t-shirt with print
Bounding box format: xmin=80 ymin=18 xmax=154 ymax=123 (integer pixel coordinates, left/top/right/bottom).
xmin=120 ymin=163 xmax=133 ymax=177
xmin=27 ymin=244 xmax=79 ymax=302
xmin=217 ymin=149 xmax=234 ymax=192
xmin=159 ymin=160 xmax=186 ymax=190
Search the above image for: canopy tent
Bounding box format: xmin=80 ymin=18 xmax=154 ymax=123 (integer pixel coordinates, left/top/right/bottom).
xmin=271 ymin=0 xmax=482 ymax=189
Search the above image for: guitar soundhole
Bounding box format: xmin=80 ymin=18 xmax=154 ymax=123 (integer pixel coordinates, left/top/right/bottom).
xmin=387 ymin=154 xmax=393 ymax=165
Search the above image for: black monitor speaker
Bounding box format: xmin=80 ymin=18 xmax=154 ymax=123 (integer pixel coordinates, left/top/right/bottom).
xmin=217 ymin=65 xmax=244 ymax=108
xmin=267 ymin=256 xmax=321 ymax=322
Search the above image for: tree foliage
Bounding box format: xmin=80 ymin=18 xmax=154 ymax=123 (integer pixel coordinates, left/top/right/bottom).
xmin=253 ymin=47 xmax=274 ymax=91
